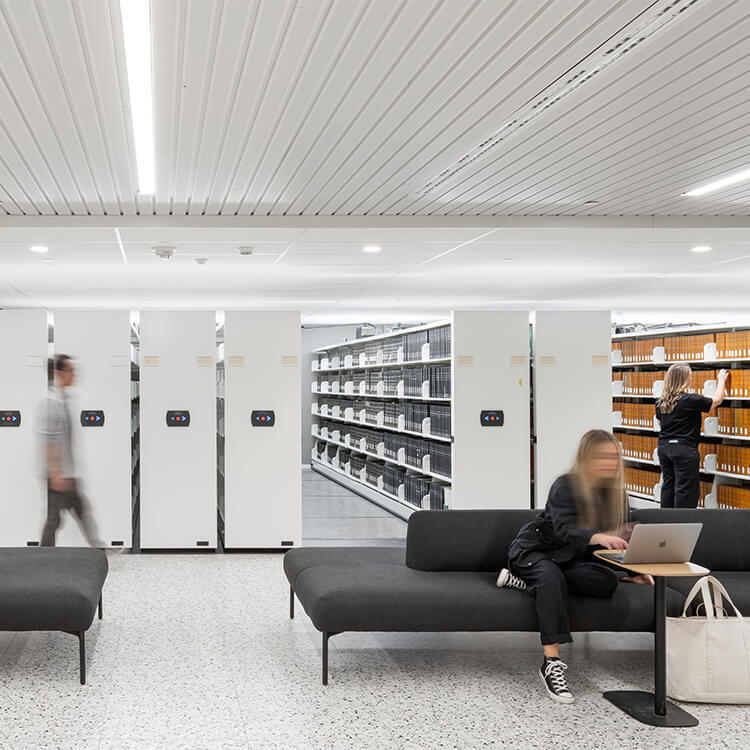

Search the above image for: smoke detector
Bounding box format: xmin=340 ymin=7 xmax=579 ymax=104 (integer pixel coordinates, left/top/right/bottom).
xmin=238 ymin=246 xmax=254 ymax=256
xmin=195 ymin=257 xmax=208 ymax=265
xmin=152 ymin=245 xmax=176 ymax=260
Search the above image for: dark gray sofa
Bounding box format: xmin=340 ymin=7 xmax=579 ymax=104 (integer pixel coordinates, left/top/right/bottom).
xmin=284 ymin=508 xmax=750 ymax=684
xmin=0 ymin=547 xmax=108 ymax=684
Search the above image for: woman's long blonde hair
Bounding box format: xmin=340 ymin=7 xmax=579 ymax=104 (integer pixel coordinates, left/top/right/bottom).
xmin=569 ymin=429 xmax=627 ymax=533
xmin=657 ymin=364 xmax=691 ymax=414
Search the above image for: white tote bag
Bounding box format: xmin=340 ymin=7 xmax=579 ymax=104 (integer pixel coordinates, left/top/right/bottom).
xmin=666 ymin=576 xmax=750 ymax=703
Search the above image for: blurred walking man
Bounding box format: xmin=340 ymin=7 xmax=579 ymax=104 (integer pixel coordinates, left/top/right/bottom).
xmin=39 ymin=354 xmax=102 ymax=547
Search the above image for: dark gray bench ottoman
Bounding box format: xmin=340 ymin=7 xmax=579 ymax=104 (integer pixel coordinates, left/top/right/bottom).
xmin=0 ymin=547 xmax=108 ymax=684
xmin=284 ymin=510 xmax=683 ymax=684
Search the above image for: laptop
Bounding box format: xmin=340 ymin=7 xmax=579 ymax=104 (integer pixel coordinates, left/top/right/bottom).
xmin=604 ymin=523 xmax=703 ymax=564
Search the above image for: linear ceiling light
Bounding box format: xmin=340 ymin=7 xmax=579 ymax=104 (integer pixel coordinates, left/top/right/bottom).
xmin=690 ymin=245 xmax=712 ymax=253
xmin=682 ymin=167 xmax=750 ymax=197
xmin=119 ymin=0 xmax=155 ymax=195
xmin=420 ymin=0 xmax=702 ymax=195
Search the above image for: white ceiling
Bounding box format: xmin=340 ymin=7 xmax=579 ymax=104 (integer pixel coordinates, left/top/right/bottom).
xmin=1 ymin=220 xmax=750 ymax=324
xmin=1 ymin=1 xmax=749 ymax=322
xmin=0 ymin=0 xmax=748 ymax=217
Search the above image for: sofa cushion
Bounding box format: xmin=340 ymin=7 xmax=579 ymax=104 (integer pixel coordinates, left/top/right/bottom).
xmin=0 ymin=547 xmax=108 ymax=632
xmin=632 ymin=508 xmax=750 ymax=571
xmin=667 ymin=572 xmax=750 ymax=616
xmin=285 ymin=547 xmax=405 ymax=588
xmin=289 ymin=547 xmax=683 ymax=633
xmin=406 ymin=509 xmax=538 ymax=572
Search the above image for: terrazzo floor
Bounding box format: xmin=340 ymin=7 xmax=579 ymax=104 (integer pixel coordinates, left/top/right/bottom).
xmin=1 ymin=473 xmax=747 ymax=749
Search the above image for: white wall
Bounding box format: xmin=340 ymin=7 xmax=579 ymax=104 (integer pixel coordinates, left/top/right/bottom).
xmin=139 ymin=311 xmax=217 ymax=549
xmin=54 ymin=311 xmax=133 ymax=547
xmin=223 ymin=311 xmax=301 ymax=548
xmin=533 ymin=310 xmax=613 ymax=507
xmin=451 ymin=311 xmax=531 ymax=509
xmin=0 ymin=310 xmax=48 ymax=545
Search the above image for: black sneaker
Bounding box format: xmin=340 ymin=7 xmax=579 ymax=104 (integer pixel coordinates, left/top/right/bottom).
xmin=540 ymin=658 xmax=574 ymax=704
xmin=496 ymin=568 xmax=527 ymax=590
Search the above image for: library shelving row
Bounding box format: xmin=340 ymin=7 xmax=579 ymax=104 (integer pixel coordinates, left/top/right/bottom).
xmin=612 ymin=324 xmax=750 ymax=509
xmin=311 ymin=312 xmax=532 ymax=518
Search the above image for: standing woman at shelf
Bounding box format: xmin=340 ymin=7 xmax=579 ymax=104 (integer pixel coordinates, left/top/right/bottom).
xmin=496 ymin=429 xmax=652 ymax=704
xmin=655 ymin=364 xmax=728 ymax=509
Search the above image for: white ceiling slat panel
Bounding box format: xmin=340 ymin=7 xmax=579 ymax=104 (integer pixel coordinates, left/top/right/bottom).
xmin=306 ymin=0 xmax=489 ymax=217
xmin=379 ymin=0 xmax=647 ymax=216
xmin=0 ymin=0 xmax=749 ymax=216
xmin=220 ymin=1 xmax=330 ymax=216
xmin=181 ymin=0 xmax=261 ymax=215
xmin=1 ymin=0 xmax=101 ymax=215
xmin=0 ymin=4 xmax=73 ymax=214
xmin=244 ymin=1 xmax=369 ymax=216
xmin=466 ymin=64 xmax=750 ymax=214
xmin=235 ymin=0 xmax=343 ymax=216
xmin=267 ymin=0 xmax=406 ymax=217
xmin=459 ymin=2 xmax=750 ymax=216
xmin=285 ymin=0 xmax=450 ymax=216
xmin=37 ymin=0 xmax=120 ymax=215
xmin=158 ymin=0 xmax=223 ymax=215
xmin=76 ymin=0 xmax=138 ymax=216
xmin=328 ymin=0 xmax=512 ymax=217
xmin=201 ymin=0 xmax=295 ymax=216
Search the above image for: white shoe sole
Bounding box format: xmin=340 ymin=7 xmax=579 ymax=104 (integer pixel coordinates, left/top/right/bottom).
xmin=539 ymin=669 xmax=575 ymax=704
xmin=496 ymin=569 xmax=510 ymax=588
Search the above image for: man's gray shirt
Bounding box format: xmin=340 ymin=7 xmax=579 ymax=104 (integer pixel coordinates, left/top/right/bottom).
xmin=38 ymin=388 xmax=76 ymax=479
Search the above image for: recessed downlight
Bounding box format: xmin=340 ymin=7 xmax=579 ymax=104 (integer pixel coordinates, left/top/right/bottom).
xmin=691 ymin=245 xmax=712 ymax=253
xmin=363 ymin=245 xmax=382 ymax=254
xmin=30 ymin=245 xmax=48 ymax=253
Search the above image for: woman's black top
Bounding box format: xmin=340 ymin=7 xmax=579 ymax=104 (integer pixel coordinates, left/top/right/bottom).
xmin=508 ymin=474 xmax=628 ymax=570
xmin=655 ymin=392 xmax=713 ymax=448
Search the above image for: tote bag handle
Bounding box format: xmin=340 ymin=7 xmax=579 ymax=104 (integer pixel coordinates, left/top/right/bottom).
xmin=681 ymin=575 xmax=742 ymax=619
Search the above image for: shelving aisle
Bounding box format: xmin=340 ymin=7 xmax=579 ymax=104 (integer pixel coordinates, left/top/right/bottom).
xmin=302 ymin=467 xmax=406 ymax=546
xmin=612 ymin=325 xmax=750 ymax=508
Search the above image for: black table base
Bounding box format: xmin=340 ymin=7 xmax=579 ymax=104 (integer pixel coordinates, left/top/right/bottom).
xmin=604 ymin=690 xmax=698 ymax=727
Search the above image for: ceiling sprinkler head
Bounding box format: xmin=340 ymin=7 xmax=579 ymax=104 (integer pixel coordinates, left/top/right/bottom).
xmin=152 ymin=245 xmax=176 ymax=260
xmin=195 ymin=257 xmax=208 ymax=265
xmin=238 ymin=246 xmax=254 ymax=256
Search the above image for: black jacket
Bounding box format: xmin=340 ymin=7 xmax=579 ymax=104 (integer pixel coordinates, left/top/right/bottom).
xmin=508 ymin=474 xmax=615 ymax=569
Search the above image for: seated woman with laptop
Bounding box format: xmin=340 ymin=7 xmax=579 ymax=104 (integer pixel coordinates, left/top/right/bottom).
xmin=496 ymin=429 xmax=654 ymax=705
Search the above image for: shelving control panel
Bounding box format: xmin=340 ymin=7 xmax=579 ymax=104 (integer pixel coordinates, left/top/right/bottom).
xmin=166 ymin=410 xmax=191 ymax=426
xmin=80 ymin=410 xmax=105 ymax=426
xmin=0 ymin=410 xmax=21 ymax=427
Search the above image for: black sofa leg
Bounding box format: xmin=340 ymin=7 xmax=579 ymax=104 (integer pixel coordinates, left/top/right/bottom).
xmin=321 ymin=631 xmax=341 ymax=685
xmin=290 ymin=586 xmax=294 ymax=619
xmin=78 ymin=631 xmax=86 ymax=685
xmin=98 ymin=596 xmax=103 ymax=620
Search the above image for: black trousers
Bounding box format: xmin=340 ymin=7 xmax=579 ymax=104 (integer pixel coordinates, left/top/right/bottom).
xmin=658 ymin=442 xmax=700 ymax=509
xmin=41 ymin=479 xmax=100 ymax=547
xmin=511 ymin=556 xmax=619 ymax=645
